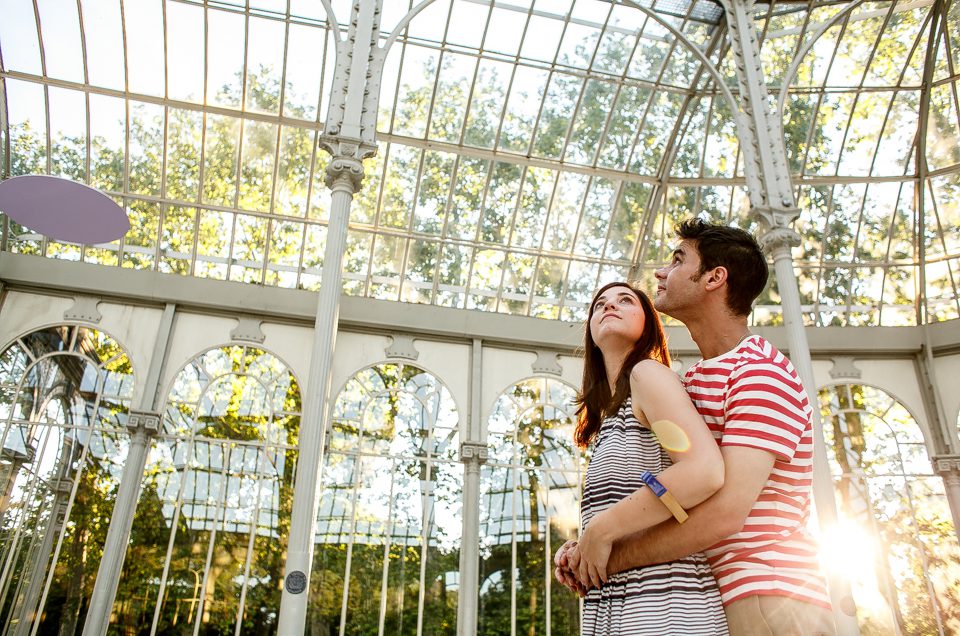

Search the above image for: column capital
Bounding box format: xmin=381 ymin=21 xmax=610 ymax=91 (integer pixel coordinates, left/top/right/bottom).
xmin=933 ymin=455 xmax=960 ymax=485
xmin=757 ymin=222 xmax=802 ymax=255
xmin=319 ymin=137 xmax=378 ymax=194
xmin=126 ymin=410 xmax=161 ymax=436
xmin=460 ymin=441 xmax=489 ymax=465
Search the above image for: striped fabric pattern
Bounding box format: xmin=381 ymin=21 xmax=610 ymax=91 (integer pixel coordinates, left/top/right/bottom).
xmin=683 ymin=335 xmax=832 ymax=609
xmin=581 ymin=399 xmax=728 ymax=635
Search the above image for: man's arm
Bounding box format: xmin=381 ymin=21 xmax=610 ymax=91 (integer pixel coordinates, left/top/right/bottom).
xmin=605 ymin=444 xmax=776 ymax=574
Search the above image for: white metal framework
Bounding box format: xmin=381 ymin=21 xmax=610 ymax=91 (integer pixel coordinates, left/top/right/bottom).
xmin=0 ymin=0 xmax=959 ymax=635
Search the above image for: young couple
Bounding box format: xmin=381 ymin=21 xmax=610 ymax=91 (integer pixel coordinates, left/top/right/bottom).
xmin=557 ymin=219 xmax=838 ymax=636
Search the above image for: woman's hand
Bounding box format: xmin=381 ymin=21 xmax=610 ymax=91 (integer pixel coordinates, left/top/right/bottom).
xmin=576 ymin=516 xmax=614 ymax=589
xmin=553 ymin=540 xmax=587 ymax=596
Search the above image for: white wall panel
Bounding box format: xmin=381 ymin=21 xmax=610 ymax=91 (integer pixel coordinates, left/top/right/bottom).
xmin=160 ymin=312 xmax=238 ymax=395
xmin=934 ymin=352 xmax=960 ymax=447
xmin=260 ymin=321 xmax=314 ymax=386
xmin=96 ymin=303 xmax=164 ymax=407
xmin=0 ymin=291 xmax=73 ymax=347
xmin=328 ymin=331 xmax=393 ymax=398
xmin=414 ymin=340 xmax=471 ymax=421
xmin=481 ymin=346 xmax=538 ymax=431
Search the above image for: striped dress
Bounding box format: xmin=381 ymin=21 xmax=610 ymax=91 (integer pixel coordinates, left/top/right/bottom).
xmin=581 ymin=398 xmax=728 ymax=636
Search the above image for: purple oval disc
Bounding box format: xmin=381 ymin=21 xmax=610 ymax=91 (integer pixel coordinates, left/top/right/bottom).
xmin=0 ymin=175 xmax=130 ymax=244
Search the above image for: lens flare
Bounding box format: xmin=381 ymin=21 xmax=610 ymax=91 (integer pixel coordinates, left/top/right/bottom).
xmin=650 ymin=419 xmax=691 ymax=452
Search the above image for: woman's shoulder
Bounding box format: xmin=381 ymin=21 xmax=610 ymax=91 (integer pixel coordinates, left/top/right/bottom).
xmin=629 ymin=358 xmax=678 ymax=384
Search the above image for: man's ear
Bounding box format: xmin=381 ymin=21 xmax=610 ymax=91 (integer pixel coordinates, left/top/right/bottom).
xmin=703 ymin=266 xmax=728 ymax=291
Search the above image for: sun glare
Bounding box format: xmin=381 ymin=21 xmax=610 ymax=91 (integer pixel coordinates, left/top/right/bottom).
xmin=650 ymin=419 xmax=691 ymax=452
xmin=819 ymin=519 xmax=897 ymax=627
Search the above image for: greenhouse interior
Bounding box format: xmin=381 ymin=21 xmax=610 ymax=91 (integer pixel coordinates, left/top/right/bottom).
xmin=0 ymin=0 xmax=959 ymax=634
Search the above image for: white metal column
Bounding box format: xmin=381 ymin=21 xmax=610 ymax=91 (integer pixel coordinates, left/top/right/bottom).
xmin=82 ymin=303 xmax=176 ymax=636
xmin=719 ymin=0 xmax=860 ymax=632
xmin=457 ymin=339 xmax=487 ymax=635
xmin=276 ymin=1 xmax=381 ymax=632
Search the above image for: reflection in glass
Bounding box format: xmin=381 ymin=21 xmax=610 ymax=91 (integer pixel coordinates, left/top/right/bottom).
xmin=311 ymin=363 xmax=461 ymax=635
xmin=480 ymin=377 xmax=582 ymax=636
xmin=819 ymin=383 xmax=959 ymax=634
xmin=110 ymin=346 xmax=300 ymax=634
xmin=0 ymin=326 xmax=133 ymax=634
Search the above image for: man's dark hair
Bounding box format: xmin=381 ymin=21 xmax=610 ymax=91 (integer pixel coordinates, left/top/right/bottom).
xmin=676 ymin=218 xmax=769 ymax=317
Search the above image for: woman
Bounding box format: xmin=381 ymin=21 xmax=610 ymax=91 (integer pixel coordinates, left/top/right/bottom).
xmin=567 ymin=281 xmax=728 ymax=635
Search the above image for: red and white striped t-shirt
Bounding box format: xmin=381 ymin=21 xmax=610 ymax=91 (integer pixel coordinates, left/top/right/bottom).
xmin=682 ymin=334 xmax=831 ymax=609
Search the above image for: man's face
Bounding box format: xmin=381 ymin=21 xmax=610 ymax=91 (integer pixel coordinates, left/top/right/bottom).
xmin=654 ymin=239 xmax=704 ymax=319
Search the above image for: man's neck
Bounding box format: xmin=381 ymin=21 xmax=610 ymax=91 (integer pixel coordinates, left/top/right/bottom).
xmin=686 ymin=317 xmax=751 ymax=360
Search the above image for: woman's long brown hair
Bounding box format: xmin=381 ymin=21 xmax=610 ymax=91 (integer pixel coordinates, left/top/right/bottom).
xmin=574 ymin=281 xmax=670 ymax=448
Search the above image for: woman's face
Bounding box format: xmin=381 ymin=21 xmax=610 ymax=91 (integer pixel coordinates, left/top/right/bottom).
xmin=588 ymin=285 xmax=647 ymax=350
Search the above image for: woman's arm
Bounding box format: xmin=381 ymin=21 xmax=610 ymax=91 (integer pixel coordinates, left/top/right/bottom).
xmin=575 ymin=359 xmax=724 ymax=588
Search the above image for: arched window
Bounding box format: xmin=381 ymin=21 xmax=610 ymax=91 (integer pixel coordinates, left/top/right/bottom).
xmin=819 ymin=383 xmax=959 ymax=634
xmin=0 ymin=325 xmax=134 ymax=633
xmin=480 ymin=377 xmax=582 ymax=636
xmin=310 ymin=362 xmax=460 ymax=635
xmin=111 ymin=345 xmax=300 ymax=634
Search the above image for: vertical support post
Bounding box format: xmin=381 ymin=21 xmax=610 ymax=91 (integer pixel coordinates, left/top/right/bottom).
xmin=278 ymin=0 xmax=383 ymax=630
xmin=457 ymin=339 xmax=486 ymax=635
xmin=276 ymin=152 xmax=367 ymax=635
xmin=762 ymin=230 xmax=860 ymax=632
xmin=82 ymin=303 xmax=177 ymax=636
xmin=932 ymin=456 xmax=960 ymax=544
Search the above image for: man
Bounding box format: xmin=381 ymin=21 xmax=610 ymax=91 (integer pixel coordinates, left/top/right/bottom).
xmin=556 ymin=219 xmax=836 ymax=636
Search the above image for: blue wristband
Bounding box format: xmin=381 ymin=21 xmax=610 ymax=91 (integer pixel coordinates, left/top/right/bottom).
xmin=640 ymin=470 xmax=688 ymax=523
xmin=640 ymin=471 xmax=667 ymax=497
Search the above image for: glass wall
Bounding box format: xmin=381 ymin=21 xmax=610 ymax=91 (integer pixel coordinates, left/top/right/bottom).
xmin=819 ymin=383 xmax=960 ymax=635
xmin=0 ymin=326 xmax=133 ymax=634
xmin=480 ymin=377 xmax=582 ymax=635
xmin=309 ymin=362 xmax=461 ymax=635
xmin=110 ymin=345 xmax=300 ymax=634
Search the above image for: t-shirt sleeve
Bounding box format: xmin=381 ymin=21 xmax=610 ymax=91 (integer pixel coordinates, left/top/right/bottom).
xmin=719 ymin=359 xmax=810 ymax=461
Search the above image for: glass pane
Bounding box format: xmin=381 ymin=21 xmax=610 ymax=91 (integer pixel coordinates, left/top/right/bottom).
xmin=166 ymin=1 xmax=205 ymax=102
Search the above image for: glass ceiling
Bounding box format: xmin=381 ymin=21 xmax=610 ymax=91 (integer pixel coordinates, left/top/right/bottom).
xmin=0 ymin=0 xmax=958 ymax=327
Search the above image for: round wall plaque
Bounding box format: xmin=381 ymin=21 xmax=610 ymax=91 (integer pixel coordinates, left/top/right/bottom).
xmin=285 ymin=570 xmax=307 ymax=594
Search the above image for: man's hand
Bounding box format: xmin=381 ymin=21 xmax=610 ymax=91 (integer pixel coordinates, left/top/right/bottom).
xmin=553 ymin=540 xmax=587 ymax=596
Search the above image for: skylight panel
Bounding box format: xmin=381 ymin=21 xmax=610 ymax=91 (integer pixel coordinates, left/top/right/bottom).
xmin=485 ymin=6 xmax=527 ymax=57
xmin=206 ymin=8 xmax=246 ymax=108
xmin=166 ymin=1 xmax=205 ymax=103
xmin=89 ymin=94 xmax=126 ymax=192
xmin=445 ymin=1 xmax=488 ymax=50
xmin=37 ymin=0 xmax=84 ymax=83
xmin=245 ymin=16 xmax=286 ymax=114
xmin=499 ymin=66 xmax=550 ymax=153
xmin=429 ymin=53 xmax=476 ymax=142
xmin=518 ymin=14 xmax=565 ymax=63
xmin=47 ymin=87 xmax=86 ymax=182
xmin=284 ymin=23 xmax=327 ymax=121
xmin=0 ymin=0 xmax=42 ymax=75
xmin=78 ymin=1 xmax=125 ymax=90
xmin=125 ymin=0 xmax=165 ymax=97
